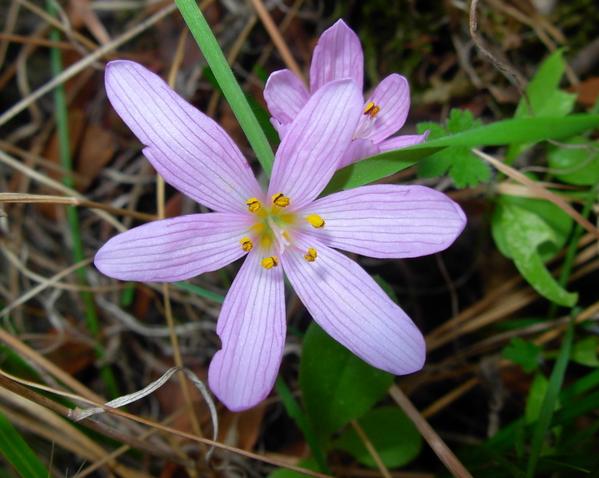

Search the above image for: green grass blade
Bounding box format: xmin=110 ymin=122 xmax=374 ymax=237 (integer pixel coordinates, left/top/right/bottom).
xmin=175 ymin=0 xmax=275 ymax=175
xmin=47 ymin=1 xmax=118 ymax=398
xmin=526 ymin=320 xmax=574 ymax=477
xmin=328 ymin=114 xmax=599 ymax=191
xmin=0 ymin=410 xmax=48 ymax=478
xmin=174 ymin=281 xmax=225 ymax=304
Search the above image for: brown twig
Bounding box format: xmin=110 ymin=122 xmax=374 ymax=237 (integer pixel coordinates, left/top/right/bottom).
xmin=389 ymin=385 xmax=473 ymax=478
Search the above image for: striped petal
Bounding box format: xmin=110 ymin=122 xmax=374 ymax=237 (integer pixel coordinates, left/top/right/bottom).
xmin=105 ymin=60 xmax=261 ymax=214
xmin=94 ymin=213 xmax=251 ymax=282
xmin=379 ymin=131 xmax=429 ymax=151
xmin=264 ymin=69 xmax=309 ymax=132
xmin=359 ymin=74 xmax=410 ymax=144
xmin=209 ymin=251 xmax=286 ymax=411
xmin=282 ymin=238 xmax=425 ymax=375
xmin=302 ymin=185 xmax=466 ymax=258
xmin=268 ymin=80 xmax=362 ymax=209
xmin=338 ymin=138 xmax=378 ymax=168
xmin=310 ymin=19 xmax=363 ymax=93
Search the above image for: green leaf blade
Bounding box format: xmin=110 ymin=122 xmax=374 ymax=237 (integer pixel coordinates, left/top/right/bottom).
xmin=175 ymin=0 xmax=275 ymax=174
xmin=0 ymin=411 xmax=48 ymax=478
xmin=299 ymin=323 xmax=393 ymax=443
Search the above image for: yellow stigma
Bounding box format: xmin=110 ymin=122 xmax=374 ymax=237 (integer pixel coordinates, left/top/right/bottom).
xmin=246 ymin=197 xmax=262 ymax=213
xmin=261 ymin=256 xmax=279 ymax=269
xmin=304 ymin=247 xmax=317 ymax=262
xmin=240 ymin=237 xmax=253 ymax=252
xmin=305 ymin=214 xmax=325 ymax=228
xmin=272 ymin=192 xmax=290 ymax=208
xmin=364 ymin=101 xmax=381 ymax=118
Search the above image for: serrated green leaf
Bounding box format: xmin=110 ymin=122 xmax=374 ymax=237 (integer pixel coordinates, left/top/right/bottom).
xmin=446 ymin=108 xmax=480 ymax=133
xmin=526 ymin=373 xmax=550 ymax=424
xmin=548 ymin=138 xmax=599 ymax=186
xmin=417 ymin=110 xmax=489 ymax=187
xmin=333 ymin=407 xmax=422 ymax=469
xmin=502 ymin=338 xmax=542 ymax=373
xmin=492 ymin=203 xmax=577 ymax=307
xmin=327 ymin=115 xmax=599 ymax=192
xmin=0 ymin=411 xmax=48 ymax=478
xmin=571 ymin=337 xmax=599 ymax=367
xmin=299 ymin=323 xmax=393 ymax=443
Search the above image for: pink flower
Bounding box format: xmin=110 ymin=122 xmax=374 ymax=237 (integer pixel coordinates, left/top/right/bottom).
xmin=264 ymin=19 xmax=428 ymax=168
xmin=95 ymin=60 xmax=465 ymax=411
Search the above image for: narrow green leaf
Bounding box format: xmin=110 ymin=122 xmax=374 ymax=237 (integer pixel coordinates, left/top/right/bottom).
xmin=175 ymin=0 xmax=275 ymax=174
xmin=0 ymin=411 xmax=47 ymax=478
xmin=268 ymin=458 xmax=319 ymax=478
xmin=328 ymin=115 xmax=599 ymax=191
xmin=525 ymin=373 xmax=550 ymax=424
xmin=48 ymin=0 xmax=118 ymax=398
xmin=333 ymin=407 xmax=422 ymax=468
xmin=526 ymin=320 xmax=574 ymax=478
xmin=174 ymin=281 xmax=225 ymax=304
xmin=299 ymin=323 xmax=393 ymax=443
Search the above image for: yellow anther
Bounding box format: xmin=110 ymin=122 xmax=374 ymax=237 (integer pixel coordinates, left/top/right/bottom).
xmin=305 ymin=214 xmax=325 ymax=228
xmin=246 ymin=197 xmax=262 ymax=213
xmin=363 ymin=101 xmax=381 ymax=118
xmin=272 ymin=192 xmax=290 ymax=208
xmin=261 ymin=256 xmax=279 ymax=269
xmin=240 ymin=237 xmax=253 ymax=252
xmin=304 ymin=247 xmax=318 ymax=262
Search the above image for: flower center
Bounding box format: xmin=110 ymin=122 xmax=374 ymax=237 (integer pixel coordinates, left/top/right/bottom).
xmin=242 ymin=193 xmax=324 ymax=268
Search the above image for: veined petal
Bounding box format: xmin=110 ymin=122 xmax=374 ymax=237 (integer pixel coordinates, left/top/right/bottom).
xmin=94 ymin=213 xmax=251 ymax=282
xmin=282 ymin=238 xmax=425 ymax=375
xmin=209 ymin=251 xmax=286 ymax=411
xmin=379 ymin=131 xmax=429 ymax=151
xmin=361 ymin=74 xmax=410 ymax=144
xmin=303 ymin=185 xmax=466 ymax=258
xmin=310 ymin=19 xmax=364 ymax=93
xmin=105 ymin=60 xmax=261 ymax=213
xmin=268 ymin=80 xmax=362 ymax=209
xmin=264 ymin=69 xmax=309 ymax=129
xmin=338 ymin=138 xmax=378 ymax=168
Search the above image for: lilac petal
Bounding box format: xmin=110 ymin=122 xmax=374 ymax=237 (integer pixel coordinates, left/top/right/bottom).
xmin=338 ymin=138 xmax=378 ymax=168
xmin=362 ymin=74 xmax=410 ymax=144
xmin=268 ymin=80 xmax=362 ymax=209
xmin=264 ymin=69 xmax=309 ymax=130
xmin=282 ymin=238 xmax=425 ymax=375
xmin=105 ymin=60 xmax=261 ymax=214
xmin=94 ymin=213 xmax=251 ymax=282
xmin=310 ymin=19 xmax=364 ymax=93
xmin=302 ymin=184 xmax=466 ymax=258
xmin=209 ymin=251 xmax=286 ymax=411
xmin=379 ymin=131 xmax=429 ymax=151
